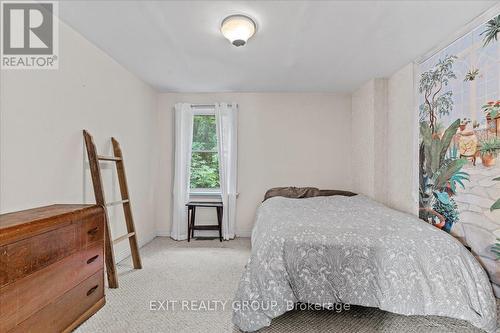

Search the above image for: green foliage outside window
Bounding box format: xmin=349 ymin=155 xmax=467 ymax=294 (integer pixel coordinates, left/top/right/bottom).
xmin=190 ymin=115 xmax=220 ymax=189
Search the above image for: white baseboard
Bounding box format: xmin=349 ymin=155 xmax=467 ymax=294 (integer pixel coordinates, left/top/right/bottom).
xmin=115 ymin=228 xmax=251 ymax=262
xmin=156 ymin=230 xmax=170 ymax=237
xmin=235 ymin=229 xmax=252 ymax=238
xmin=155 ymin=228 xmax=251 ymax=238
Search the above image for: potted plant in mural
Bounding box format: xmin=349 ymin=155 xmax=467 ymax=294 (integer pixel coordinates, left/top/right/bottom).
xmin=419 ymin=120 xmax=469 ymax=231
xmin=479 ymin=137 xmax=500 ymax=167
xmin=481 ymin=15 xmax=500 ymax=47
xmin=419 ymin=55 xmax=470 ymax=232
xmin=433 ymin=195 xmax=460 ymax=232
xmin=464 ymin=68 xmax=479 ymax=82
xmin=458 ymin=120 xmax=478 ymax=165
xmin=482 ymin=100 xmax=500 ymax=137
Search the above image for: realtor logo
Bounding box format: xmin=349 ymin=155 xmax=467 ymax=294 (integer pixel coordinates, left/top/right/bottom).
xmin=1 ymin=1 xmax=58 ymax=69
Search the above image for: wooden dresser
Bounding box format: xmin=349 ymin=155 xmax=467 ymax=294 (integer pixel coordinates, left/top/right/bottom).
xmin=0 ymin=205 xmax=106 ymax=332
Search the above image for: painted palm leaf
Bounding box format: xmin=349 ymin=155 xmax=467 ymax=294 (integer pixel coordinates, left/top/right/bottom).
xmin=421 ymin=119 xmax=461 ymax=176
xmin=433 ymin=158 xmax=468 ymax=190
xmin=492 ymin=239 xmax=500 ymax=260
xmin=491 ymin=177 xmax=500 ymax=211
xmin=491 ymin=198 xmax=500 ymax=211
xmin=433 ymin=190 xmax=450 ymax=205
xmin=439 ymin=119 xmax=460 ymax=161
xmin=481 ymin=15 xmax=500 ymax=47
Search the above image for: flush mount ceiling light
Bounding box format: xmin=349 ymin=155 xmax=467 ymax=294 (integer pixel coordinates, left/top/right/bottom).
xmin=220 ymin=14 xmax=256 ymax=47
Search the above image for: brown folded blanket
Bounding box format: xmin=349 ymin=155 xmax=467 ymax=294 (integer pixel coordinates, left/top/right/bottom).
xmin=263 ymin=186 xmax=356 ymax=202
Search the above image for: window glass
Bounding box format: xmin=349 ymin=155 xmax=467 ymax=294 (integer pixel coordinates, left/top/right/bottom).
xmin=190 ymin=115 xmax=220 ymax=189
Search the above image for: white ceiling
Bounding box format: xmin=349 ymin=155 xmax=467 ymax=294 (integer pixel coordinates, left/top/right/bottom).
xmin=59 ymin=1 xmax=498 ymax=93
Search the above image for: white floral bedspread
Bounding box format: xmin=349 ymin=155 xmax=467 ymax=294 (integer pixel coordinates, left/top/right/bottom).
xmin=232 ymin=195 xmax=497 ymax=332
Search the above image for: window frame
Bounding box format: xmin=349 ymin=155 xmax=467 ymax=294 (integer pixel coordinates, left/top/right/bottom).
xmin=189 ymin=107 xmax=221 ymax=196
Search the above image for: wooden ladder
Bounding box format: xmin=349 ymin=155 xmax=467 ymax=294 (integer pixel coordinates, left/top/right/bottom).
xmin=83 ymin=130 xmax=142 ymax=288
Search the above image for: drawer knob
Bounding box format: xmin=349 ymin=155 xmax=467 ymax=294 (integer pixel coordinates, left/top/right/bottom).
xmin=86 ymin=255 xmax=99 ymax=264
xmin=87 ymin=227 xmax=99 ymax=236
xmin=87 ymin=285 xmax=98 ymax=296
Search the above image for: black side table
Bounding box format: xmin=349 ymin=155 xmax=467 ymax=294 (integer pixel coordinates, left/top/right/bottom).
xmin=186 ymin=201 xmax=223 ymax=242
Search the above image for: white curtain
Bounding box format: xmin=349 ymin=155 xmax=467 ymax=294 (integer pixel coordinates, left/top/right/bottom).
xmin=215 ymin=103 xmax=238 ymax=240
xmin=171 ymin=103 xmax=194 ymax=240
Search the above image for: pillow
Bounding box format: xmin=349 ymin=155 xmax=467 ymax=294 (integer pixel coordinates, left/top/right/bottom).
xmin=263 ymin=187 xmax=356 ymax=202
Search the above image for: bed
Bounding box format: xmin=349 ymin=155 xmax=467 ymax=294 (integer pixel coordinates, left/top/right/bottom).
xmin=232 ymin=189 xmax=497 ymax=332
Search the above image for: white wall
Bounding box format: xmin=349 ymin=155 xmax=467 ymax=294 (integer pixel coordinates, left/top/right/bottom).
xmin=0 ymin=19 xmax=159 ymax=260
xmin=351 ymin=64 xmax=418 ymax=215
xmin=351 ymin=79 xmax=388 ymax=202
xmin=351 ymin=81 xmax=376 ymax=198
xmin=156 ymin=93 xmax=353 ymax=236
xmin=387 ymin=63 xmax=419 ymax=215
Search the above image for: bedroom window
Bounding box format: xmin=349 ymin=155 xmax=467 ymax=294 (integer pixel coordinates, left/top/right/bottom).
xmin=172 ymin=102 xmax=238 ymax=240
xmin=190 ymin=113 xmax=220 ymax=193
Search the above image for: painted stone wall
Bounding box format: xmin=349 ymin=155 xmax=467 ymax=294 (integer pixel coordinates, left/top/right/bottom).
xmin=418 ymin=15 xmax=500 ymax=297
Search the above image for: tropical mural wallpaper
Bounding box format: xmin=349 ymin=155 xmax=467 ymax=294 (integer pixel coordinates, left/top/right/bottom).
xmin=418 ymin=14 xmax=500 ymax=297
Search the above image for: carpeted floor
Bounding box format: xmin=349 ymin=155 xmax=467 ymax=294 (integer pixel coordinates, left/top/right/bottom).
xmin=76 ymin=237 xmax=499 ymax=333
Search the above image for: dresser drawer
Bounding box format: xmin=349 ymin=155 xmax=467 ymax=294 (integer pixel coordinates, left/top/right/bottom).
xmin=0 ymin=243 xmax=103 ymax=332
xmin=79 ymin=214 xmax=104 ymax=248
xmin=0 ymin=224 xmax=79 ymax=288
xmin=10 ymin=269 xmax=105 ymax=333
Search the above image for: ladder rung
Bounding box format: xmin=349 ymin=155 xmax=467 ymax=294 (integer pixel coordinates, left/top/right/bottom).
xmin=98 ymin=155 xmax=122 ymax=161
xmin=113 ymin=232 xmax=135 ymax=244
xmin=106 ymin=199 xmax=129 ymax=207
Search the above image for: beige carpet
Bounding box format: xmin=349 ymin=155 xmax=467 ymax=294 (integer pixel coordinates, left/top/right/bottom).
xmin=76 ymin=237 xmax=499 ymax=333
